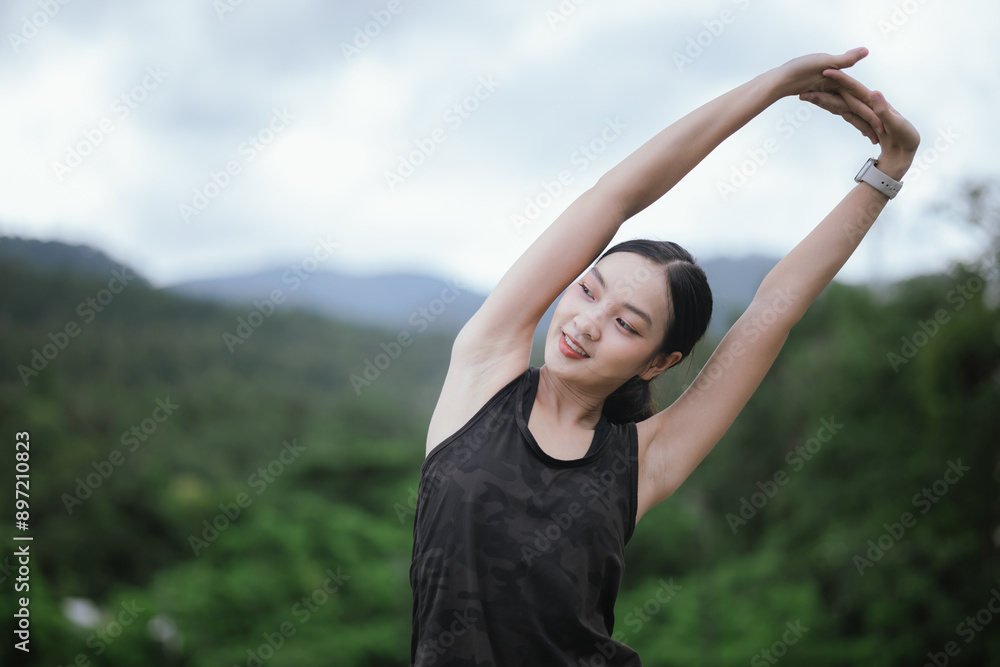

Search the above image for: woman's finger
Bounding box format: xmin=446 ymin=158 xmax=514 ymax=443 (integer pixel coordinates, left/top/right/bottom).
xmin=846 ymin=111 xmax=880 ymax=145
xmin=830 ymin=46 xmax=869 ymax=70
xmin=809 ymin=70 xmax=920 ymax=152
xmin=821 ymin=68 xmax=878 ymax=102
xmin=801 ymin=90 xmax=852 ymax=115
xmin=838 ymin=87 xmax=885 ymax=135
xmin=838 ymin=109 xmax=880 ymax=145
xmin=873 ymin=94 xmax=921 ymax=150
xmin=800 ymin=91 xmax=879 ymax=144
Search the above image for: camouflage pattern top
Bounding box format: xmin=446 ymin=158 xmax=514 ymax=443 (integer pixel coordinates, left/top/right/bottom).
xmin=410 ymin=365 xmax=643 ymax=666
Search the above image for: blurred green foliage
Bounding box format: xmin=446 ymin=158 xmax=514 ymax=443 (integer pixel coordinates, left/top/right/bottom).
xmin=0 ymin=234 xmax=997 ymax=666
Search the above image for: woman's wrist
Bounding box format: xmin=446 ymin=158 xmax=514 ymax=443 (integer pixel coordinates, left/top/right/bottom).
xmin=758 ymin=66 xmax=792 ymax=102
xmin=875 ymin=151 xmax=915 ymax=181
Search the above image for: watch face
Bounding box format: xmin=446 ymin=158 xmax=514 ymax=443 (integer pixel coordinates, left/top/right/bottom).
xmin=855 ymin=158 xmax=874 ymax=181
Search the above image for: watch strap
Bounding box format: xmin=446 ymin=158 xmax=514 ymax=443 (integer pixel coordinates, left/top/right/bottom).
xmin=855 ymin=158 xmax=902 ymax=199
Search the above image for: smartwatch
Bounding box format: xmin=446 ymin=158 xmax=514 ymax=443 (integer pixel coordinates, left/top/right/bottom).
xmin=855 ymin=158 xmax=902 ymax=199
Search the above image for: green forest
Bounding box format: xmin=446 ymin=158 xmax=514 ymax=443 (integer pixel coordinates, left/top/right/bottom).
xmin=1 ymin=191 xmax=998 ymax=666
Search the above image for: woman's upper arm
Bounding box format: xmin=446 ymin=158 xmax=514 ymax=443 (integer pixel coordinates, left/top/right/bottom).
xmin=639 ymin=299 xmax=792 ymax=506
xmin=431 ymin=180 xmax=627 ymax=456
xmin=455 ymin=183 xmax=626 ymax=353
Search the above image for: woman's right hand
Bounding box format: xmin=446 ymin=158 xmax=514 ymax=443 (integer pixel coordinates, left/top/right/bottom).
xmin=799 ymin=68 xmax=920 ymax=180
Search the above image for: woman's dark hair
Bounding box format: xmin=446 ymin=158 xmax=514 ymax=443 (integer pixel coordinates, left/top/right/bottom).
xmin=598 ymin=239 xmax=713 ymax=425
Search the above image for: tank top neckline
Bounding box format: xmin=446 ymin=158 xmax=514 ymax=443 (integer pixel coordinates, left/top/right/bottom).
xmin=517 ymin=365 xmax=613 ymax=467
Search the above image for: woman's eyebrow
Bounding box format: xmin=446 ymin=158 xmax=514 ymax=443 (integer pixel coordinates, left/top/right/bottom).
xmin=590 ymin=267 xmax=653 ymax=328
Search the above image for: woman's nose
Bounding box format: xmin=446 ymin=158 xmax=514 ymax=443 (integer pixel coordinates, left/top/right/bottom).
xmin=574 ymin=304 xmax=604 ymax=340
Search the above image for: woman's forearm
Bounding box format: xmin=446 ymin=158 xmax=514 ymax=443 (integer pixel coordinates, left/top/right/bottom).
xmin=594 ymin=68 xmax=785 ymax=221
xmin=752 ymin=70 xmax=919 ymax=328
xmin=754 ymin=182 xmax=891 ymax=324
xmin=754 ymin=148 xmax=914 ymax=326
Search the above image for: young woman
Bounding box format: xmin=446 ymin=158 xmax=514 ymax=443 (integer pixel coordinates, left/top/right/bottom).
xmin=410 ymin=47 xmax=919 ymax=666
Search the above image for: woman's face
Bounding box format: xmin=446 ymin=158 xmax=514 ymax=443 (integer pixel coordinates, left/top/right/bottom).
xmin=545 ymin=252 xmax=676 ymax=389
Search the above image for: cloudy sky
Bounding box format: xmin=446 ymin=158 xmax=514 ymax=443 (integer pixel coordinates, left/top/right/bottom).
xmin=2 ymin=0 xmax=997 ymax=294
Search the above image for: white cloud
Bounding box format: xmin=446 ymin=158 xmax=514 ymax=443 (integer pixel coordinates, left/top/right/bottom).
xmin=0 ymin=0 xmax=996 ymax=291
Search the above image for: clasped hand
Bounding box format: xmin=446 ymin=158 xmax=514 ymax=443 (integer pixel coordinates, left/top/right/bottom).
xmin=772 ymin=47 xmax=920 ymax=179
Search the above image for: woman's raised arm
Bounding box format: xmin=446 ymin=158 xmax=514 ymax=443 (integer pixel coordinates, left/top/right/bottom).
xmin=596 ymin=48 xmax=874 ymax=218
xmin=636 ymin=67 xmax=920 ymax=517
xmin=456 ymin=48 xmax=873 ymax=359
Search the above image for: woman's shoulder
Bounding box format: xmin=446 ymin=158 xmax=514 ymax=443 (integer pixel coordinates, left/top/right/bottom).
xmin=423 ymin=351 xmax=532 ymax=457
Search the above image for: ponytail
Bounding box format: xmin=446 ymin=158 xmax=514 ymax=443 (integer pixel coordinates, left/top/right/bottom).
xmin=602 ymin=375 xmax=657 ymax=425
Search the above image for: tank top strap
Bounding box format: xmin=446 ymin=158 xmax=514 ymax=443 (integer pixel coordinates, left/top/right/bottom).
xmin=521 ymin=366 xmax=612 ymax=459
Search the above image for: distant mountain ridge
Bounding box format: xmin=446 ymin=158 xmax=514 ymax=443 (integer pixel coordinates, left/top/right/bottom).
xmin=1 ymin=234 xmax=777 ymax=339
xmin=168 ymin=268 xmax=477 ymax=333
xmin=167 ymin=257 xmax=779 ymax=341
xmin=0 ymin=235 xmax=149 ymax=287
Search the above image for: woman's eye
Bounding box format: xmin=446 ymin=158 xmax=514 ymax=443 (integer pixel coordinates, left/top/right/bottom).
xmin=578 ymin=283 xmax=635 ymax=333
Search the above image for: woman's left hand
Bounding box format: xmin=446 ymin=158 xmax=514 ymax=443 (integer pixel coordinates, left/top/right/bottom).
xmin=799 ymin=68 xmax=920 ymax=179
xmin=770 ymin=47 xmax=870 ymax=99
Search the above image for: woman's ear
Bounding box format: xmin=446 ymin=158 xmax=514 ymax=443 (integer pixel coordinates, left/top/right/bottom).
xmin=640 ymin=351 xmax=683 ymax=380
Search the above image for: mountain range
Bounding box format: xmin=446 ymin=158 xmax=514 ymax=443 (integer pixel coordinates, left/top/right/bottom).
xmin=1 ymin=234 xmax=777 ymax=340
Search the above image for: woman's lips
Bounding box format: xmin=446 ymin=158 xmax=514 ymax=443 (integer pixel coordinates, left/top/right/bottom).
xmin=560 ymin=332 xmax=589 ymax=358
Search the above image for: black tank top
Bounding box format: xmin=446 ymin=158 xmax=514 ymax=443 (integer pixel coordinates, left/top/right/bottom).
xmin=410 ymin=365 xmax=642 ymax=666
